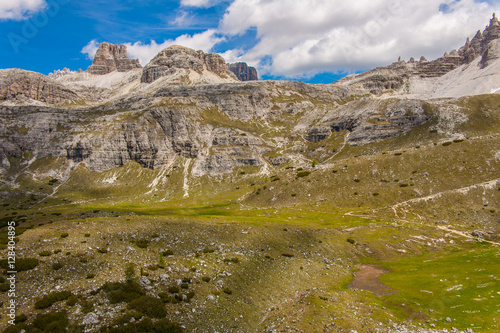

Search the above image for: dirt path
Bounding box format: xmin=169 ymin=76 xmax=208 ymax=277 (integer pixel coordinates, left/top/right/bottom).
xmin=346 ymin=178 xmax=500 ymax=246
xmin=348 ymin=264 xmax=395 ymax=297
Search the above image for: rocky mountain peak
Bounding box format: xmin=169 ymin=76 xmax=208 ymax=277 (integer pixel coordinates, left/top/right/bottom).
xmin=87 ymin=42 xmax=142 ymax=75
xmin=227 ymin=62 xmax=259 ymax=81
xmin=141 ymin=45 xmax=228 ymax=83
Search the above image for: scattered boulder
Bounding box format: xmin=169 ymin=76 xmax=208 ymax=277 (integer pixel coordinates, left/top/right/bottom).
xmin=471 ymin=230 xmax=484 ymax=238
xmin=82 ymin=312 xmax=99 ymax=325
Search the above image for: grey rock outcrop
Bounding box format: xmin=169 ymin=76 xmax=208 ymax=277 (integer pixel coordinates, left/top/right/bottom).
xmin=0 ymin=69 xmax=78 ymax=104
xmin=87 ymin=42 xmax=142 ymax=75
xmin=227 ymin=62 xmax=258 ymax=81
xmin=141 ymin=46 xmax=228 ymax=83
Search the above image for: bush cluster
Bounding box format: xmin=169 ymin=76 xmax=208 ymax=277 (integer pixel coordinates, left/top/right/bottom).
xmin=35 ymin=291 xmax=72 ymax=309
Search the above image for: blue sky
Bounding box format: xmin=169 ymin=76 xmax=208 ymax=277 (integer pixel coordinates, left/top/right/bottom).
xmin=0 ymin=0 xmax=499 ymax=84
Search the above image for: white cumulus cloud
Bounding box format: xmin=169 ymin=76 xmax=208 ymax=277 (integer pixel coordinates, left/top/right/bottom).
xmin=81 ymin=39 xmax=100 ymax=60
xmin=180 ymin=0 xmax=212 ymax=8
xmin=125 ymin=30 xmax=225 ymax=66
xmin=219 ymin=0 xmax=500 ymax=78
xmin=0 ymin=0 xmax=46 ymax=20
xmin=170 ymin=10 xmax=193 ymax=27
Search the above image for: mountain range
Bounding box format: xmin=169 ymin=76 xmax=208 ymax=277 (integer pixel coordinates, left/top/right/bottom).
xmin=0 ymin=14 xmax=499 ymax=333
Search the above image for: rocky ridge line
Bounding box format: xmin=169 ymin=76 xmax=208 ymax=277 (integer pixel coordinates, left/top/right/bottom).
xmin=0 ymin=69 xmax=78 ymax=104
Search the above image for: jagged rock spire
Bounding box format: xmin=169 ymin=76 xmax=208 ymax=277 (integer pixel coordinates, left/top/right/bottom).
xmin=87 ymin=42 xmax=142 ymax=75
xmin=491 ymin=13 xmax=499 ymax=26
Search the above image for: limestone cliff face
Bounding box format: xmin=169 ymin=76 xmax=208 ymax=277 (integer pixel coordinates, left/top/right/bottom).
xmin=227 ymin=63 xmax=258 ymax=81
xmin=0 ymin=79 xmax=436 ymax=176
xmin=0 ymin=69 xmax=78 ymax=104
xmin=87 ymin=42 xmax=142 ymax=75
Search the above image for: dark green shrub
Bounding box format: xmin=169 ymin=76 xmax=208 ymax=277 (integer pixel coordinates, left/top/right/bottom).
xmin=180 ymin=283 xmax=189 ymax=289
xmin=136 ymin=239 xmax=149 ymax=249
xmin=158 ymin=254 xmax=166 ymax=268
xmin=442 ymin=142 xmax=452 ymax=146
xmin=101 ymin=281 xmax=145 ymax=304
xmin=84 ymin=233 xmax=90 ymax=237
xmin=125 ymin=263 xmax=136 ymax=282
xmin=203 ymin=248 xmax=215 ymax=254
xmin=60 ymin=233 xmax=69 ymax=238
xmin=97 ymin=247 xmax=108 ymax=254
xmin=223 ymin=288 xmax=232 ymax=295
xmin=347 ymin=238 xmax=356 ymax=244
xmin=66 ymin=295 xmax=78 ymax=306
xmin=332 ymin=170 xmax=338 ymax=173
xmin=202 ymin=276 xmax=210 ymax=283
xmin=373 ymin=193 xmax=380 ymax=196
xmin=158 ymin=292 xmax=174 ymax=303
xmin=52 ymin=263 xmax=63 ymax=271
xmin=0 ymin=283 xmax=9 ymax=292
xmin=281 ymin=253 xmax=294 ymax=258
xmin=291 ymin=193 xmax=297 ymax=197
xmin=39 ymin=251 xmax=52 ymax=257
xmin=162 ymin=249 xmax=174 ymax=256
xmin=453 ymin=139 xmax=464 ymax=143
xmin=32 ymin=311 xmax=69 ymax=332
xmin=0 ymin=258 xmax=38 ymax=272
xmin=127 ymin=295 xmax=166 ymax=318
xmin=182 ymin=277 xmax=191 ymax=283
xmin=48 ymin=179 xmax=58 ymax=185
xmin=394 ymin=153 xmax=403 ymax=156
xmin=223 ymin=258 xmax=239 ymax=264
xmin=54 ymin=249 xmax=62 ymax=254
xmin=81 ymin=300 xmax=94 ymax=313
xmin=354 ymin=179 xmax=360 ymax=183
xmin=296 ymin=171 xmax=311 ymax=178
xmin=168 ymin=286 xmax=180 ymax=294
xmin=15 ymin=314 xmax=27 ymax=323
xmin=272 ymin=177 xmax=280 ymax=182
xmin=35 ymin=291 xmax=72 ymax=309
xmin=399 ymin=184 xmax=409 ymax=188
xmin=86 ymin=273 xmax=95 ymax=279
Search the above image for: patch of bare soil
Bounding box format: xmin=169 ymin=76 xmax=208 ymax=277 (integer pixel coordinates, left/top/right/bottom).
xmin=348 ymin=264 xmax=395 ymax=297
